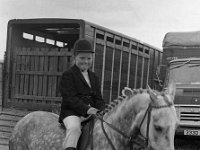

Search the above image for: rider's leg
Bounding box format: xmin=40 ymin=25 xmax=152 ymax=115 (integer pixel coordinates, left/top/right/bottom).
xmin=63 ymin=115 xmax=82 ymax=149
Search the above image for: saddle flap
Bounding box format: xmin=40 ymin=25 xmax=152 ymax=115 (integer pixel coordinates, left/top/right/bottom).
xmin=77 ymin=119 xmax=94 ymax=150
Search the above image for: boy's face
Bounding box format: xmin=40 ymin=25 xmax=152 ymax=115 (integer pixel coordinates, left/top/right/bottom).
xmin=75 ymin=52 xmax=93 ymax=72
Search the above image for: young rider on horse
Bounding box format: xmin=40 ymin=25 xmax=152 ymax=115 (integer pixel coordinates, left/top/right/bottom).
xmin=59 ymin=38 xmax=105 ymax=150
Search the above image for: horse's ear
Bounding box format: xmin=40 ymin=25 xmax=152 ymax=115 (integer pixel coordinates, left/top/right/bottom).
xmin=147 ymin=85 xmax=157 ymax=103
xmin=122 ymin=87 xmax=133 ymax=98
xmin=167 ymin=82 xmax=176 ymax=99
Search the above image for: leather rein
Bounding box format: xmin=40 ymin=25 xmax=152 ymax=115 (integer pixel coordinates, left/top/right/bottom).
xmin=94 ymin=100 xmax=173 ymax=150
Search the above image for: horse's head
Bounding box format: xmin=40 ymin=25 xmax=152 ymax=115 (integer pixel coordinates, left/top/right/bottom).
xmin=134 ymin=82 xmax=178 ymax=150
xmin=96 ymin=83 xmax=178 ymax=150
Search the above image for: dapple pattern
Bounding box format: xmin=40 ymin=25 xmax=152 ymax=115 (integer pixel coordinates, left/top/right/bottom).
xmin=9 ymin=112 xmax=65 ymax=150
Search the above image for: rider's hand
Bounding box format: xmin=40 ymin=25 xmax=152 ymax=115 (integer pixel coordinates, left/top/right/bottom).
xmin=87 ymin=107 xmax=99 ymax=115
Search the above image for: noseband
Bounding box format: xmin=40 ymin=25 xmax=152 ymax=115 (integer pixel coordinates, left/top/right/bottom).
xmin=95 ymin=96 xmax=173 ymax=150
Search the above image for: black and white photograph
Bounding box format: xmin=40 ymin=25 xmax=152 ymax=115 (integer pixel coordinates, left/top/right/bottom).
xmin=1 ymin=0 xmax=200 ymax=150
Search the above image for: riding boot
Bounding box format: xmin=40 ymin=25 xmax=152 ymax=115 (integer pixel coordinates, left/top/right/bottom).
xmin=65 ymin=147 xmax=76 ymax=150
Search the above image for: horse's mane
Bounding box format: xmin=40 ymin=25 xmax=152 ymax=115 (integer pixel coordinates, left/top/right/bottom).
xmin=101 ymin=87 xmax=173 ymax=120
xmin=101 ymin=88 xmax=151 ymax=119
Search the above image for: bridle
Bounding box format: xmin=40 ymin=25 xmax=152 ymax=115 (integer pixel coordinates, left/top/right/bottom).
xmin=94 ymin=95 xmax=173 ymax=150
xmin=129 ymin=101 xmax=173 ymax=149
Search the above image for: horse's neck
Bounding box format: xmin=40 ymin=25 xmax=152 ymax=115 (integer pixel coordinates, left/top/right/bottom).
xmin=91 ymin=93 xmax=150 ymax=150
xmin=103 ymin=93 xmax=150 ymax=134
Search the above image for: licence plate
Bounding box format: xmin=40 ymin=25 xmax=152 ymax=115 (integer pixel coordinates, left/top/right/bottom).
xmin=184 ymin=130 xmax=200 ymax=136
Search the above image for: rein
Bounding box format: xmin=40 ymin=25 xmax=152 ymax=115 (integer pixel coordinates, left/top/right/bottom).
xmin=94 ymin=101 xmax=173 ymax=150
xmin=94 ymin=114 xmax=130 ymax=150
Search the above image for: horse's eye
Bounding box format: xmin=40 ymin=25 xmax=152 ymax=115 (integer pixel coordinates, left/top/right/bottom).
xmin=154 ymin=125 xmax=162 ymax=132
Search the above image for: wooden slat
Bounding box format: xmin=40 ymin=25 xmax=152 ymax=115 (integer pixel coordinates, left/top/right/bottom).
xmin=38 ymin=55 xmax=44 ymax=96
xmin=56 ymin=76 xmax=61 ymax=97
xmin=0 ymin=145 xmax=9 ymax=150
xmin=14 ymin=55 xmax=20 ymax=96
xmin=52 ymin=49 xmax=58 ymax=97
xmin=0 ymin=126 xmax=13 ymax=133
xmin=17 ymin=50 xmax=73 ymax=56
xmin=23 ymin=54 xmax=30 ymax=95
xmin=0 ymin=120 xmax=16 ymax=127
xmin=38 ymin=74 xmax=43 ymax=96
xmin=62 ymin=56 xmax=68 ymax=72
xmin=0 ymin=138 xmax=9 ymax=145
xmin=0 ymin=115 xmax=22 ymax=122
xmin=19 ymin=53 xmax=25 ymax=95
xmin=0 ymin=109 xmax=29 ymax=117
xmin=30 ymin=49 xmax=35 ymax=71
xmin=33 ymin=73 xmax=38 ymax=96
xmin=0 ymin=132 xmax=11 ymax=139
xmin=48 ymin=55 xmax=53 ymax=97
xmin=48 ymin=76 xmax=53 ymax=97
xmin=14 ymin=94 xmax=61 ymax=102
xmin=42 ymin=50 xmax=49 ymax=97
xmin=15 ymin=71 xmax=63 ymax=76
xmin=11 ymin=49 xmax=17 ymax=99
xmin=52 ymin=76 xmax=57 ymax=96
xmin=29 ymin=50 xmax=35 ymax=95
xmin=10 ymin=101 xmax=60 ymax=111
xmin=33 ymin=49 xmax=39 ymax=96
xmin=58 ymin=55 xmax=63 ymax=72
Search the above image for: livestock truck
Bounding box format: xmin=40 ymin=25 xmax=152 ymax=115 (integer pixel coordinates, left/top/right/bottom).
xmin=2 ymin=18 xmax=162 ymax=112
xmin=159 ymin=31 xmax=200 ymax=137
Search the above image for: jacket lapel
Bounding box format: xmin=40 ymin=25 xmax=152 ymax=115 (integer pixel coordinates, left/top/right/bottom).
xmin=72 ymin=65 xmax=92 ymax=89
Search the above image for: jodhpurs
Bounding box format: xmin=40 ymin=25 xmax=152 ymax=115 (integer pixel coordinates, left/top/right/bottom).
xmin=63 ymin=116 xmax=82 ymax=149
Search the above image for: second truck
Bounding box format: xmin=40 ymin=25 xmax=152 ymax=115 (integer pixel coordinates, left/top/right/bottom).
xmin=159 ymin=31 xmax=200 ymax=137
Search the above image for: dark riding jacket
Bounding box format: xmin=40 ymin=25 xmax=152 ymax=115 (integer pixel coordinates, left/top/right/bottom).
xmin=58 ymin=65 xmax=105 ymax=123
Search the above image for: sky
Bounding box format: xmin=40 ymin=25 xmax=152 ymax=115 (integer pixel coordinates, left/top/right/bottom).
xmin=1 ymin=0 xmax=200 ymax=60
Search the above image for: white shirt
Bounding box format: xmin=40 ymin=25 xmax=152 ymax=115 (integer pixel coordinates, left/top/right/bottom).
xmin=81 ymin=71 xmax=91 ymax=87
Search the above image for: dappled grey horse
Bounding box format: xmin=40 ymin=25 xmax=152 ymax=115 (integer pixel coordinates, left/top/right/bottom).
xmin=9 ymin=83 xmax=178 ymax=150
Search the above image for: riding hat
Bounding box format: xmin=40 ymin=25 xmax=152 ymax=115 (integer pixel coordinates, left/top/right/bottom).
xmin=73 ymin=38 xmax=94 ymax=54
